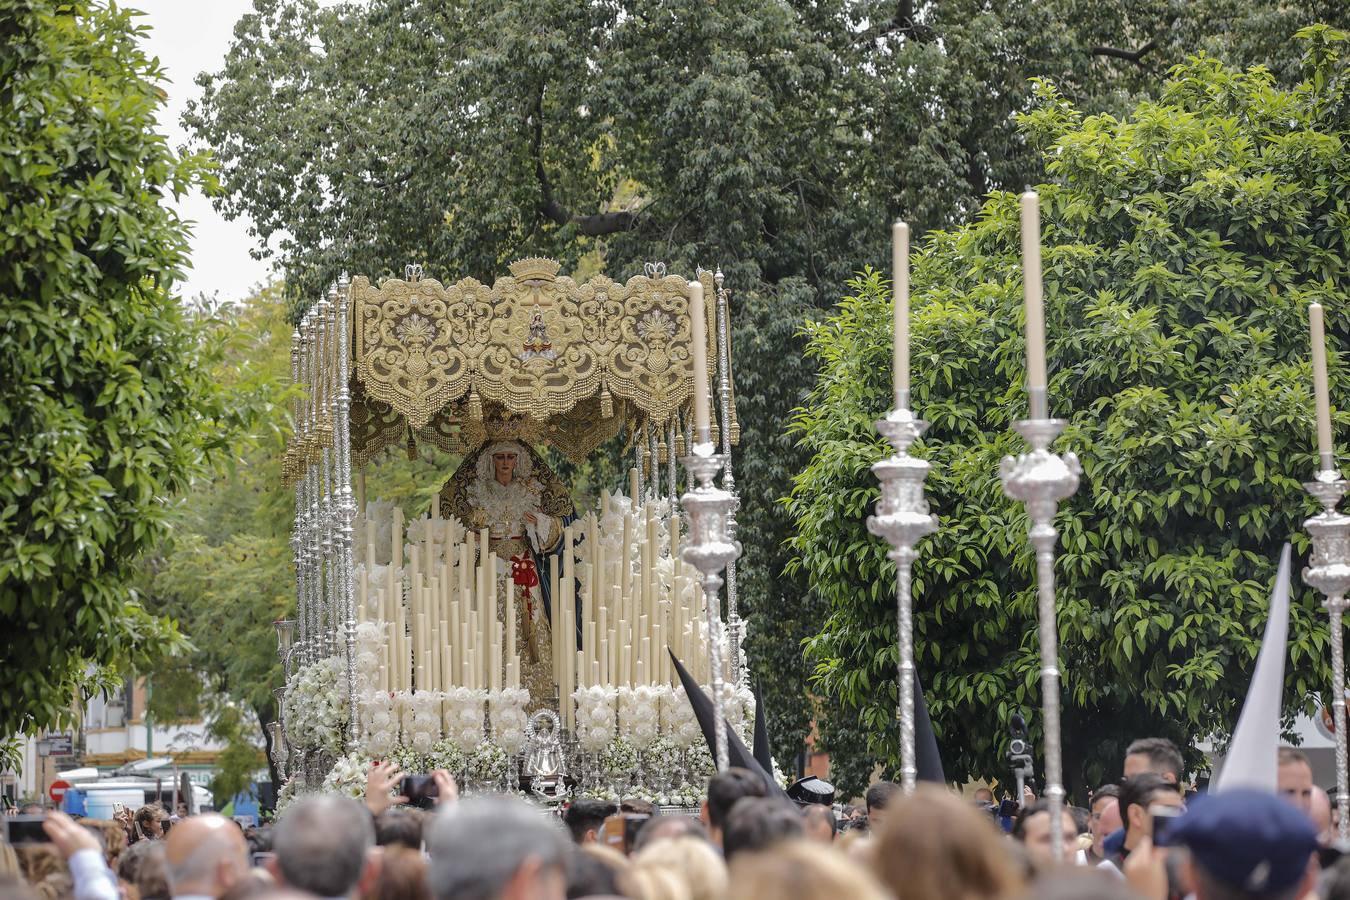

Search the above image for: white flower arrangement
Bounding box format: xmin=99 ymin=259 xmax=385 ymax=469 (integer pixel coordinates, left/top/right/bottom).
xmin=600 ymin=737 xmax=638 ymax=777
xmin=443 ymin=687 xmax=488 ymax=752
xmin=322 ymin=752 xmax=372 ymax=800
xmin=428 ymin=738 xmax=467 ymax=775
xmin=645 ymin=737 xmax=682 ymax=780
xmin=275 ymin=776 xmax=304 ymax=815
xmin=619 ymin=685 xmax=662 ymax=750
xmin=358 ymin=690 xmax=399 ymax=758
xmin=284 ymin=656 xmax=348 ymax=756
xmin=718 ymin=683 xmax=754 ymax=744
xmin=573 ymin=685 xmax=617 ymax=752
xmin=661 ymin=686 xmax=701 ymax=748
xmin=685 ymin=744 xmax=715 ymax=783
xmin=388 ymin=742 xmax=430 ymax=774
xmin=468 ymin=740 xmax=508 ymax=782
xmin=400 ymin=691 xmax=443 ymax=754
xmin=488 ymin=688 xmax=530 ymax=755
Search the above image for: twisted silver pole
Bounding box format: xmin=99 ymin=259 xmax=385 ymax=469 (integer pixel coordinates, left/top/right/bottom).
xmin=1303 ymin=472 xmax=1350 ymax=843
xmin=291 ymin=327 xmax=307 ymax=666
xmin=866 ymin=406 xmax=937 ymax=794
xmin=999 ymin=399 xmax=1080 ymax=863
xmin=335 ymin=276 xmax=359 ymax=751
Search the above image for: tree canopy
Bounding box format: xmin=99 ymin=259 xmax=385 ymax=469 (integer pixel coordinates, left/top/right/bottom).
xmin=188 ymin=0 xmax=1350 ymax=774
xmin=0 ymin=0 xmax=239 ymax=736
xmin=787 ymin=27 xmax=1350 ymax=797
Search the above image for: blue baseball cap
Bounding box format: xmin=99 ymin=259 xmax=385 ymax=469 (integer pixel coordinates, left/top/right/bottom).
xmin=1161 ymin=789 xmax=1317 ymax=892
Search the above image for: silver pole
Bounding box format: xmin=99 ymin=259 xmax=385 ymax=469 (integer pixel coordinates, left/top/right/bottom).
xmin=866 ymin=405 xmax=937 ymax=793
xmin=335 ymin=276 xmax=359 ymax=751
xmin=999 ymin=389 xmax=1080 ymax=862
xmin=712 ymin=270 xmax=746 ymax=686
xmin=1303 ymin=471 xmax=1350 ymax=843
xmin=680 ymin=389 xmax=741 ymax=772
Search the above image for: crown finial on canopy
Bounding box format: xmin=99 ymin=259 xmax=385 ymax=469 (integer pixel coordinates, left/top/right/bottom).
xmin=508 ymin=257 xmax=561 ymax=283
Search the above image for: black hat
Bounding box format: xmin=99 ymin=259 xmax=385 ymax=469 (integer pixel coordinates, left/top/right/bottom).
xmin=786 ymin=776 xmax=835 ymax=807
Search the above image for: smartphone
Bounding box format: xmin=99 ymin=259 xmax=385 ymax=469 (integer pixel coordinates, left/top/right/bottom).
xmin=1149 ymin=803 xmax=1184 ymax=845
xmin=251 ymin=851 xmax=276 ymax=869
xmin=598 ymin=812 xmax=651 ymax=856
xmin=113 ymin=802 xmax=126 ymax=816
xmin=400 ymin=775 xmax=438 ymax=809
xmin=4 ymin=815 xmax=48 ymax=845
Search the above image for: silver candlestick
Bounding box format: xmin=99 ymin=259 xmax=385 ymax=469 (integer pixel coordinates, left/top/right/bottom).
xmin=999 ymin=400 xmax=1080 ymax=863
xmin=681 ymin=440 xmax=741 ymax=771
xmin=713 ymin=270 xmax=747 ymax=687
xmin=866 ymin=404 xmax=938 ymax=794
xmin=335 ymin=276 xmax=359 ymax=752
xmin=1303 ymin=470 xmax=1350 ymax=844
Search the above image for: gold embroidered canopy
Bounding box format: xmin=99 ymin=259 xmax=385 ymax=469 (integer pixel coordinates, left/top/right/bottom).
xmin=285 ymin=258 xmax=738 ymax=476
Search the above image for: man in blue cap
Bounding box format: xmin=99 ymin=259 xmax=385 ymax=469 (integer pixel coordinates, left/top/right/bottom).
xmin=1163 ymin=788 xmax=1318 ymax=900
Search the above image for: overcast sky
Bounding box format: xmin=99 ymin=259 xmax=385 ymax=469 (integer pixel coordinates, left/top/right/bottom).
xmin=133 ymin=0 xmax=276 ymax=304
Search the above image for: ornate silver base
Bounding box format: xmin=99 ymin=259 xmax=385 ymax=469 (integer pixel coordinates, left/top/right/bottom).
xmin=1000 ymin=417 xmax=1080 ymax=862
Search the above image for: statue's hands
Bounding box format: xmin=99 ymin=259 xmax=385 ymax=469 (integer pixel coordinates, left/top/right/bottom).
xmin=524 ymin=512 xmax=538 ymax=525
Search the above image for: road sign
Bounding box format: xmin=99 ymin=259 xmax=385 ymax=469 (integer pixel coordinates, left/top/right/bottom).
xmin=49 ymin=780 xmax=71 ymax=804
xmin=37 ymin=734 xmax=73 ymax=757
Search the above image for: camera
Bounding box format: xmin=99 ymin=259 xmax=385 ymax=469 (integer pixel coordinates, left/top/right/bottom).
xmin=1007 ymin=713 xmax=1036 ymax=807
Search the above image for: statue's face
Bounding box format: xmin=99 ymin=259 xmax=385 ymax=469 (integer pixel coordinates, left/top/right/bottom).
xmin=493 ymin=451 xmax=518 ymax=484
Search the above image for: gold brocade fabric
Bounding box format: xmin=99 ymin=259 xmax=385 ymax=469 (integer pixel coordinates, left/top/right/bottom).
xmin=350 ymin=258 xmax=721 ymax=432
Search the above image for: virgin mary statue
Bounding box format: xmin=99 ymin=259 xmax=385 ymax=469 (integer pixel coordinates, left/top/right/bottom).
xmin=440 ymin=441 xmax=575 ymax=703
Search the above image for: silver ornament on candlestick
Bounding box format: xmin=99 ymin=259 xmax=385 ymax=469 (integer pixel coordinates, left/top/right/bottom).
xmin=999 ymin=392 xmax=1080 ymax=863
xmin=866 ymin=401 xmax=938 ymax=795
xmin=680 ymin=439 xmax=742 ymax=771
xmin=1302 ymin=470 xmax=1350 ymax=844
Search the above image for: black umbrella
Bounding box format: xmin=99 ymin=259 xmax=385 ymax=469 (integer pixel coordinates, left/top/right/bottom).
xmin=669 ymin=650 xmax=790 ymax=802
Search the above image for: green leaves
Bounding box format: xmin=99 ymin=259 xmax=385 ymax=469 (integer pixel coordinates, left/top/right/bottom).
xmin=790 ymin=34 xmax=1350 ymax=795
xmin=0 ymin=1 xmax=227 ymax=738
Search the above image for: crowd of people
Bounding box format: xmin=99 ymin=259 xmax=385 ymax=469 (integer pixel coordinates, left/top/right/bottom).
xmin=2 ymin=736 xmax=1347 ymax=900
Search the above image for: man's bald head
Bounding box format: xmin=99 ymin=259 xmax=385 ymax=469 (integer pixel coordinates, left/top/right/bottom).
xmin=164 ymin=814 xmax=248 ymax=899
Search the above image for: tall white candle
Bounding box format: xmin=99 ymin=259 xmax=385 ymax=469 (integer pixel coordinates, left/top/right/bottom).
xmin=1019 ymin=191 xmax=1048 ymax=414
xmin=892 ymin=220 xmax=910 ymax=408
xmin=689 ymin=280 xmax=711 ymax=438
xmin=1311 ymin=303 xmax=1335 ymax=470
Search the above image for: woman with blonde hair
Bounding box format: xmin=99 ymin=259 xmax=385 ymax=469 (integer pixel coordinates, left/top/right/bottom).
xmin=728 ymin=839 xmax=889 ymax=900
xmin=634 ymin=836 xmax=726 ymax=900
xmin=870 ymin=784 xmax=1025 ymax=900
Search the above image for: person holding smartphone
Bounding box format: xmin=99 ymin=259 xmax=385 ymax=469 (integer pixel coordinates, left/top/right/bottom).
xmin=1101 ymin=773 xmax=1184 ymax=875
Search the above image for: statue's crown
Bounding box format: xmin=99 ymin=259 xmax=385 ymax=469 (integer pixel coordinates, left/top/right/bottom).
xmin=508 ymin=257 xmax=561 ymax=283
xmin=483 ymin=409 xmax=535 ymax=440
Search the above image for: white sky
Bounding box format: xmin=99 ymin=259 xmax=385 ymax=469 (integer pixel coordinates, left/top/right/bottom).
xmin=133 ymin=0 xmax=276 ymax=304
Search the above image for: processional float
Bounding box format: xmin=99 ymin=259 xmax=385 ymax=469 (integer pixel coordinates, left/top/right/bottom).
xmin=272 ymin=258 xmax=750 ymax=806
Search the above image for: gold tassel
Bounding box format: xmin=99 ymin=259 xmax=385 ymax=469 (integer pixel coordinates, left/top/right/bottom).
xmin=467 ymin=386 xmax=483 ymax=420
xmin=675 ymin=429 xmax=686 ymax=456
xmin=406 ymin=424 xmax=418 ymax=460
xmin=600 ymin=382 xmax=614 ymax=419
xmin=657 ymin=436 xmax=668 ymax=464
